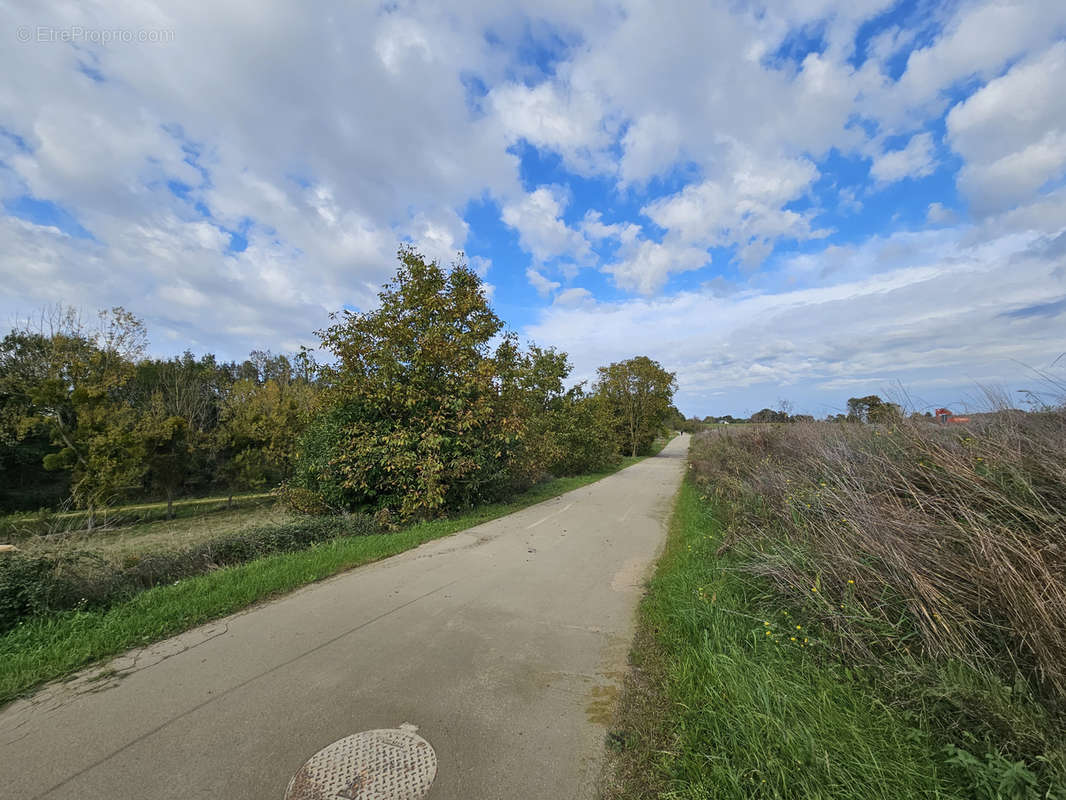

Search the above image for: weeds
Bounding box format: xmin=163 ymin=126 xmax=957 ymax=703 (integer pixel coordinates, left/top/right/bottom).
xmin=606 ymin=417 xmax=1066 ymax=798
xmin=691 ymin=412 xmax=1066 ymax=698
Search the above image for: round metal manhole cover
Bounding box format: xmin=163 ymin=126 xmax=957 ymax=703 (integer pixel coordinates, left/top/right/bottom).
xmin=285 ymin=726 xmax=437 ymax=800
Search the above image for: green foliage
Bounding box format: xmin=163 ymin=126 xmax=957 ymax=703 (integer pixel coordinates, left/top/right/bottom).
xmin=943 ymin=744 xmax=1048 ymax=800
xmin=290 ymin=247 xmax=623 ymax=519
xmin=522 ymin=389 xmax=620 ymax=476
xmin=0 ymin=266 xmax=655 ymax=525
xmin=847 ymin=394 xmax=902 ymax=424
xmin=0 ymin=431 xmax=70 ymax=511
xmin=300 ymin=247 xmax=514 ymax=518
xmin=679 ymin=415 xmax=1066 ymax=795
xmin=594 ymin=355 xmax=677 ymax=457
xmin=0 ymin=308 xmax=149 ymax=516
xmin=0 ymin=305 xmax=323 ymax=514
xmin=216 ymin=376 xmax=314 ymax=498
xmin=751 ymin=407 xmax=789 ymax=423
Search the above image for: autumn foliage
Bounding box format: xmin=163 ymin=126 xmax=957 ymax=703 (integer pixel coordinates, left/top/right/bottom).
xmin=288 ymin=247 xmax=655 ymax=518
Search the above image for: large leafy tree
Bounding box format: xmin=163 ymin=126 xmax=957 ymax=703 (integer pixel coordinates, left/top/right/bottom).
xmin=217 ymin=375 xmax=316 ymax=501
xmin=847 ymin=395 xmax=902 ymax=424
xmin=595 ymin=356 xmax=677 ymax=457
xmin=0 ymin=307 xmax=148 ymax=523
xmin=297 ymin=247 xmax=519 ymax=518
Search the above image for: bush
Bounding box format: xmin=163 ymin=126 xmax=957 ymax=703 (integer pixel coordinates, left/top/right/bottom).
xmin=0 ymin=514 xmax=379 ymax=632
xmin=538 ymin=396 xmax=620 ymax=476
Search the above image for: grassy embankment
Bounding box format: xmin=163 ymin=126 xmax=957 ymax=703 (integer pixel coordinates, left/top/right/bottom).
xmin=9 ymin=500 xmax=289 ymax=561
xmin=0 ymin=492 xmax=274 ymax=544
xmin=605 ymin=419 xmax=1065 ymax=800
xmin=0 ymin=438 xmax=673 ymax=706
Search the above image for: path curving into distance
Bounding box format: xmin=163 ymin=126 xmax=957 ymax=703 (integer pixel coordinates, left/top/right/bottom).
xmin=0 ymin=434 xmax=688 ymax=799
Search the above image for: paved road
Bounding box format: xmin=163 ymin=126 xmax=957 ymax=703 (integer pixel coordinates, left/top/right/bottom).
xmin=0 ymin=435 xmax=688 ymax=800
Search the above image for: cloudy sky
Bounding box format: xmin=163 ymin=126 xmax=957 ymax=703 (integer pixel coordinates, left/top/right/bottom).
xmin=2 ymin=0 xmax=1065 ymax=417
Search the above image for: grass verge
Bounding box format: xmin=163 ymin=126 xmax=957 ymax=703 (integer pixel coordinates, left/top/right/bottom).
xmin=18 ymin=503 xmax=293 ymax=561
xmin=602 ymin=477 xmax=1048 ymax=800
xmin=1 ymin=492 xmax=274 ymax=541
xmin=0 ymin=444 xmax=670 ymax=706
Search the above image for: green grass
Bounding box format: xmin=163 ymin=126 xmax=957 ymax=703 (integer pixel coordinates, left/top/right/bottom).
xmin=0 ymin=492 xmax=274 ymax=541
xmin=19 ymin=503 xmax=293 ymax=562
xmin=0 ymin=444 xmax=671 ymax=706
xmin=605 ymin=477 xmax=977 ymax=800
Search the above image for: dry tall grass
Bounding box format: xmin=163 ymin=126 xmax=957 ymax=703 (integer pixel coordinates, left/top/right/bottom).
xmin=691 ymin=410 xmax=1066 ymax=704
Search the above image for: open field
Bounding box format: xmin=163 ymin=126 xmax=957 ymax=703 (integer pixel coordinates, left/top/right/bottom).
xmin=0 ymin=492 xmax=274 ymax=542
xmin=0 ymin=438 xmax=673 ymax=705
xmin=605 ymin=420 xmax=1066 ymax=799
xmin=13 ymin=501 xmax=290 ymax=562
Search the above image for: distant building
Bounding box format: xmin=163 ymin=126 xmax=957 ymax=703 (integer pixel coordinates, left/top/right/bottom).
xmin=934 ymin=408 xmax=971 ymax=424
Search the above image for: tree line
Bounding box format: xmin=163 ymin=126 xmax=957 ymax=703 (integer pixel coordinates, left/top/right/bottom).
xmin=672 ymin=395 xmax=909 ymax=430
xmin=0 ymin=248 xmax=678 ymax=520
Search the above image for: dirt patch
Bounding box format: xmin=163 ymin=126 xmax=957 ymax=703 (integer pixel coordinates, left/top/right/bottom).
xmin=598 ymin=622 xmax=673 ymax=800
xmin=610 ymin=556 xmax=647 ymax=593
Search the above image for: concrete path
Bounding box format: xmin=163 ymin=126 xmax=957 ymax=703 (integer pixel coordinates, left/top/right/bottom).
xmin=0 ymin=435 xmax=688 ymax=800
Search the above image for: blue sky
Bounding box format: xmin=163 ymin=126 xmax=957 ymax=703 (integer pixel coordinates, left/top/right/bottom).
xmin=2 ymin=0 xmax=1066 ymax=417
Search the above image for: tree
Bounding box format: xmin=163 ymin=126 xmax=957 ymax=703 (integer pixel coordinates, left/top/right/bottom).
xmin=217 ymin=375 xmax=315 ymax=502
xmin=294 ymin=247 xmax=520 ymax=518
xmin=751 ymin=408 xmax=788 ymax=423
xmin=847 ymin=395 xmax=902 ymax=424
xmin=137 ymin=403 xmax=192 ymax=519
xmin=594 ymin=356 xmax=677 ymax=457
xmin=0 ymin=307 xmax=148 ymax=524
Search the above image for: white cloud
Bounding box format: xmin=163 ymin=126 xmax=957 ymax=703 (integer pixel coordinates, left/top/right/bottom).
xmin=870 ymin=132 xmax=936 ymax=184
xmin=619 ymin=113 xmax=682 ymax=186
xmin=926 ymin=202 xmax=956 ymax=225
xmin=553 ymin=287 xmax=593 ymax=306
xmin=601 ymin=237 xmax=709 ymax=295
xmin=947 ymin=42 xmax=1066 ymax=214
xmin=526 ymin=267 xmax=561 ymax=297
xmin=879 ymin=0 xmax=1066 ymax=126
xmin=501 ymin=186 xmax=591 ymax=264
xmin=489 ymin=81 xmax=613 ymax=175
xmin=469 ymin=255 xmax=492 ymax=277
xmin=580 ymin=210 xmax=639 ymax=243
xmin=528 ymin=221 xmax=1066 ymax=415
xmin=641 ymin=148 xmax=824 ymax=271
xmin=0 ymin=0 xmax=521 ymax=356
xmin=1 ymin=0 xmax=1065 ymax=417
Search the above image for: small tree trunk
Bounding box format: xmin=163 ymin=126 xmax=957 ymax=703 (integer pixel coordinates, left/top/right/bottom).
xmin=166 ymin=493 xmax=174 ymax=520
xmin=227 ymin=493 xmax=233 ymax=510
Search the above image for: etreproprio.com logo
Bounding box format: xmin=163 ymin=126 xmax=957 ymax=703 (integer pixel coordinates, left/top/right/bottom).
xmin=17 ymin=25 xmax=176 ymax=44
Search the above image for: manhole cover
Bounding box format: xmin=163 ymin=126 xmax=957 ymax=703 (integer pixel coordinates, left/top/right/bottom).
xmin=284 ymin=726 xmax=437 ymax=800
